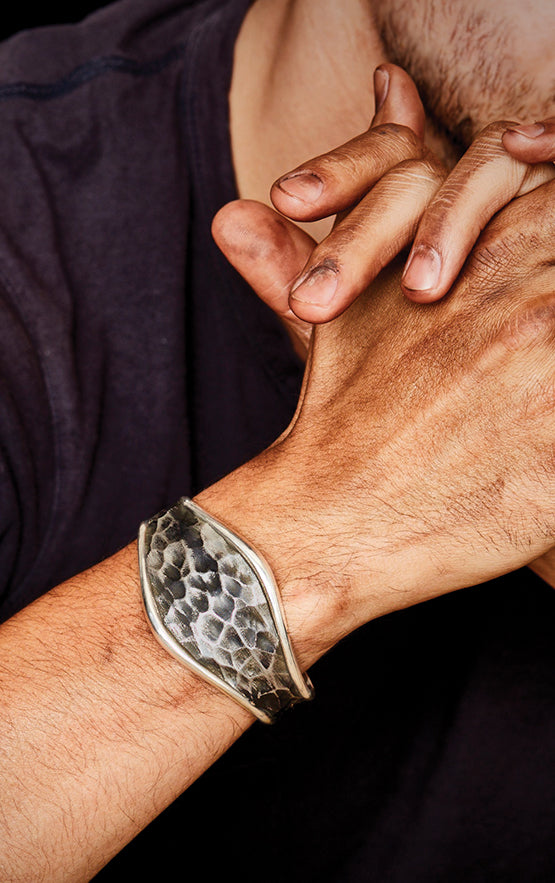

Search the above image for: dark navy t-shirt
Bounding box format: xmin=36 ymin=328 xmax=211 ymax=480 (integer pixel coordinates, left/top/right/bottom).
xmin=0 ymin=0 xmax=301 ymax=621
xmin=0 ymin=2 xmax=554 ymax=880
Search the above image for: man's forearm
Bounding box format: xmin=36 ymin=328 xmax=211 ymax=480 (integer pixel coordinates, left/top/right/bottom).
xmin=0 ymin=543 xmax=251 ymax=882
xmin=0 ymin=452 xmax=348 ymax=883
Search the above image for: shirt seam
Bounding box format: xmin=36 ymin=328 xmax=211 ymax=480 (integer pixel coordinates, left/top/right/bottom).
xmin=0 ymin=42 xmax=186 ymax=102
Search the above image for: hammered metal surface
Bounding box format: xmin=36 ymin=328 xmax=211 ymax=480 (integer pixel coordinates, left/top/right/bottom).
xmin=143 ymin=499 xmax=306 ymax=719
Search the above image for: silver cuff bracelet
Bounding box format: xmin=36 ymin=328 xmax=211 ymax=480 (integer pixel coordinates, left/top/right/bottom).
xmin=138 ymin=497 xmax=314 ymax=724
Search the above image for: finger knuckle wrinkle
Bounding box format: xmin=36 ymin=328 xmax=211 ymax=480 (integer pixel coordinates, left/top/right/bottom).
xmin=393 ymin=158 xmax=444 ymax=187
xmin=371 ymin=123 xmax=422 ymax=154
xmin=466 ymin=120 xmax=522 ymax=168
xmin=476 ymin=119 xmax=519 ymax=142
xmin=320 ymin=148 xmax=372 ymax=185
xmin=467 ymin=230 xmax=528 ymax=291
xmin=321 ymin=219 xmax=364 ymax=252
xmin=432 ymin=180 xmax=470 ymax=210
xmin=468 ymin=243 xmax=511 ymax=283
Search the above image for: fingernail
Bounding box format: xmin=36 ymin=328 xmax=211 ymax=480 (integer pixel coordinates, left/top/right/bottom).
xmin=402 ymin=246 xmax=441 ymax=292
xmin=374 ymin=67 xmax=389 ymax=113
xmin=506 ymin=122 xmax=545 ymax=139
xmin=290 ymin=264 xmax=338 ymax=306
xmin=277 ymin=171 xmax=324 ymax=204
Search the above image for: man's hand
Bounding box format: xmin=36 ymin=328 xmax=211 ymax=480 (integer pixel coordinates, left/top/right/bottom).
xmin=209 ymin=178 xmax=555 ymax=660
xmin=271 ymin=64 xmax=555 ymax=311
xmin=263 ymin=190 xmax=555 ymax=630
xmin=214 ymin=64 xmax=555 ymax=587
xmin=214 ymin=66 xmax=555 ymax=342
xmin=213 ymin=63 xmax=435 ymax=356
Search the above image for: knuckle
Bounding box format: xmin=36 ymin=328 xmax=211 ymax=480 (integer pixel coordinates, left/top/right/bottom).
xmin=496 ymin=295 xmax=555 ymax=353
xmin=314 ymin=124 xmax=427 ymax=187
xmin=466 ymin=234 xmax=522 ymax=289
xmin=391 ymin=157 xmax=446 ymax=188
xmin=410 ymin=191 xmax=467 ymax=255
xmin=415 ymin=173 xmax=480 ymax=243
xmin=369 ymin=123 xmax=424 ymax=156
xmin=466 ymin=191 xmax=555 ymax=294
xmin=474 ymin=119 xmax=520 ymax=144
xmin=464 ymin=120 xmax=523 ymax=169
xmin=317 ymin=147 xmax=364 ymax=180
xmin=316 ymin=216 xmax=366 ymax=255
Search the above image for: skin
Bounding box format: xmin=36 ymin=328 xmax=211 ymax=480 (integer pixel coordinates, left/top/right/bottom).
xmin=230 ymin=0 xmax=555 ymax=311
xmin=225 ymin=0 xmax=555 ymax=583
xmin=371 ymin=0 xmax=555 ymax=147
xmin=1 ymin=1 xmax=555 ymax=878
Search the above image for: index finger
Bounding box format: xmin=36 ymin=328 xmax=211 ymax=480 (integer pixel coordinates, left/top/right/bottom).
xmin=270 ymin=63 xmax=426 ymax=222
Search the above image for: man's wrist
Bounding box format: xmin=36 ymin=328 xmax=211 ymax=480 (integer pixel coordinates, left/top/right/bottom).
xmin=195 ymin=455 xmax=332 ymax=668
xmin=194 ymin=446 xmax=384 ymax=668
xmin=193 ymin=442 xmax=473 ymax=660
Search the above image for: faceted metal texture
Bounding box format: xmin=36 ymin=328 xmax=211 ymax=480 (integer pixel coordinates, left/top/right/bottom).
xmin=141 ymin=498 xmax=312 ymax=722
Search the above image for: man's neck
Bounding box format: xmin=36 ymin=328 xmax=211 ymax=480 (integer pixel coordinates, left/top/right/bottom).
xmin=230 ymin=0 xmax=386 ymax=241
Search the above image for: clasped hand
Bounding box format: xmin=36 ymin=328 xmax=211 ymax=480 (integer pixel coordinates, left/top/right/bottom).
xmin=213 ymin=64 xmax=555 ymax=630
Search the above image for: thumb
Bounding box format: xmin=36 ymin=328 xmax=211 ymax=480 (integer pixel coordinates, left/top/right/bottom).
xmin=212 ymin=199 xmax=315 ymax=356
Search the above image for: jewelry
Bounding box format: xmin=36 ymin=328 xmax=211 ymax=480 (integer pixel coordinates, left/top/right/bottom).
xmin=138 ymin=497 xmax=314 ymax=723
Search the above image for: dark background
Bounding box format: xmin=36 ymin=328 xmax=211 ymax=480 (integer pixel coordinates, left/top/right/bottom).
xmin=0 ymin=2 xmax=114 ymax=42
